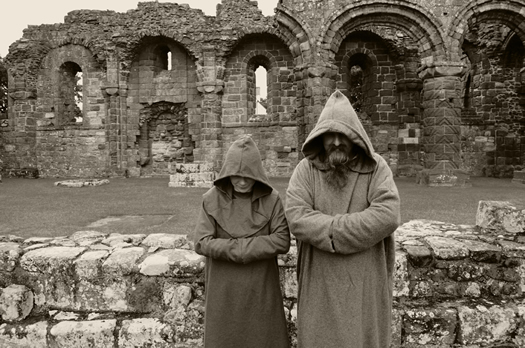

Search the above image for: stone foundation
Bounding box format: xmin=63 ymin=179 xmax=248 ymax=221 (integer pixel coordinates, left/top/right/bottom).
xmin=1 ymin=202 xmax=524 ymax=347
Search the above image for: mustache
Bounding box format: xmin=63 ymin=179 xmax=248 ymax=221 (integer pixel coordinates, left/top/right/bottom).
xmin=327 ymin=144 xmax=348 ymax=153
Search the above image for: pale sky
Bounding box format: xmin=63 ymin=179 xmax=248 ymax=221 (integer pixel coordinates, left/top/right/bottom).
xmin=0 ymin=0 xmax=278 ymax=57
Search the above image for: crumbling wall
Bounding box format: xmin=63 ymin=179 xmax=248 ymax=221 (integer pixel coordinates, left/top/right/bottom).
xmin=2 ymin=0 xmax=525 ymax=179
xmin=1 ymin=201 xmax=524 ymax=347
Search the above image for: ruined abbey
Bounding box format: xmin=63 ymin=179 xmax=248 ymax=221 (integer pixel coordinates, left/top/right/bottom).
xmin=1 ymin=0 xmax=524 ymax=179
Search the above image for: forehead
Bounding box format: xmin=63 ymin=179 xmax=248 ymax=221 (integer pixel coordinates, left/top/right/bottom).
xmin=323 ymin=131 xmax=350 ymax=140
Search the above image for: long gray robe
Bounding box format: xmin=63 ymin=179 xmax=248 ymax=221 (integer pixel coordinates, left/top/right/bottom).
xmin=194 ymin=135 xmax=290 ymax=348
xmin=285 ymin=90 xmax=400 ymax=348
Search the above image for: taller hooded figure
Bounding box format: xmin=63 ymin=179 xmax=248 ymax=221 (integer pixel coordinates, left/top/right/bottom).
xmin=194 ymin=134 xmax=291 ymax=348
xmin=285 ymin=90 xmax=401 ymax=348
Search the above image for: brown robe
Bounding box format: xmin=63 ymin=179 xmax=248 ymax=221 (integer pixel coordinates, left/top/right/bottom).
xmin=285 ymin=90 xmax=401 ymax=348
xmin=194 ymin=135 xmax=290 ymax=348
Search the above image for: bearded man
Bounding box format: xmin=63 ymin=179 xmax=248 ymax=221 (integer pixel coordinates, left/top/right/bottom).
xmin=285 ymin=90 xmax=400 ymax=348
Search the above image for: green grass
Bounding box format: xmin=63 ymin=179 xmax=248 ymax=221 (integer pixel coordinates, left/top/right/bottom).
xmin=1 ymin=176 xmax=524 ymax=239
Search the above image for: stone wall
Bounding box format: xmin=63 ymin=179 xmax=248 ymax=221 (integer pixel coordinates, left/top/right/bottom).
xmin=1 ymin=201 xmax=524 ymax=347
xmin=1 ymin=0 xmax=525 ymax=178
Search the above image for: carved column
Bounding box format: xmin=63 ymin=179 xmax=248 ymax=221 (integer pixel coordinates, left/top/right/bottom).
xmin=418 ymin=62 xmax=471 ymax=186
xmin=418 ymin=62 xmax=466 ymax=169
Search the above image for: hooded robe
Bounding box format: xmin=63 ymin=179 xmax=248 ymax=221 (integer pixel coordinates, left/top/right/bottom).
xmin=285 ymin=91 xmax=400 ymax=348
xmin=193 ymin=135 xmax=291 ymax=348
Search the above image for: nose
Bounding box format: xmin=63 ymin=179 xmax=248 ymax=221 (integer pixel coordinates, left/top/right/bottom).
xmin=239 ymin=177 xmax=246 ymax=185
xmin=333 ymin=133 xmax=342 ymax=146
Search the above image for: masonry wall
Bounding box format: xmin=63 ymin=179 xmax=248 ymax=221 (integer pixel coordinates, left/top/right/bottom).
xmin=1 ymin=0 xmax=525 ymax=179
xmin=1 ymin=201 xmax=524 ymax=347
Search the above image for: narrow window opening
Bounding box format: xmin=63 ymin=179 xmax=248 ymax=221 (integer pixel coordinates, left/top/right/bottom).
xmin=75 ymin=71 xmax=83 ymax=123
xmin=464 ymin=74 xmax=471 ymax=109
xmin=59 ymin=61 xmax=83 ymax=125
xmin=167 ymin=51 xmax=172 ymax=71
xmin=155 ymin=45 xmax=171 ymax=71
xmin=349 ymin=64 xmax=363 ymax=112
xmin=255 ymin=66 xmax=267 ymax=115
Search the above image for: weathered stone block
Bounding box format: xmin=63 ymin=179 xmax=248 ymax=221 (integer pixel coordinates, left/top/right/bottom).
xmin=20 ymin=246 xmax=86 ymax=273
xmin=394 ymin=251 xmax=410 ymax=297
xmin=0 ymin=285 xmax=34 ymax=322
xmin=69 ymin=230 xmax=108 ymax=246
xmin=139 ymin=249 xmax=204 ymax=279
xmin=0 ymin=321 xmax=48 ymax=348
xmin=0 ymin=242 xmax=22 ymax=272
xmin=101 ymin=233 xmax=146 ymax=246
xmin=102 ymin=247 xmax=145 ymax=275
xmin=73 ymin=250 xmax=109 ymax=280
xmin=280 ymin=267 xmax=297 ymax=299
xmin=118 ymin=318 xmax=176 ymax=347
xmin=50 ymin=320 xmax=117 ymax=347
xmin=424 ymin=236 xmax=469 ymax=260
xmin=476 ymin=200 xmax=525 ymax=234
xmin=403 ymin=307 xmax=457 ymax=346
xmin=141 ymin=233 xmax=188 ymax=249
xmin=458 ymin=304 xmax=518 ymax=345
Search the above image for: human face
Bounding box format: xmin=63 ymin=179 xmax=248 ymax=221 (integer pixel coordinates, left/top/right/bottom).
xmin=322 ymin=132 xmax=353 ymax=154
xmin=230 ymin=176 xmax=256 ymax=193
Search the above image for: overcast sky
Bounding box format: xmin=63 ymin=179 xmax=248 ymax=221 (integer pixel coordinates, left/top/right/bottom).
xmin=0 ymin=0 xmax=278 ymax=57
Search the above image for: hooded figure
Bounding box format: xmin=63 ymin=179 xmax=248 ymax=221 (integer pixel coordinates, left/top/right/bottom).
xmin=194 ymin=135 xmax=291 ymax=348
xmin=285 ymin=90 xmax=400 ymax=348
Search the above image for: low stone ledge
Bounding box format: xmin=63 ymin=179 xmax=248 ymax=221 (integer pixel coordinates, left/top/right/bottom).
xmin=54 ymin=179 xmax=110 ymax=188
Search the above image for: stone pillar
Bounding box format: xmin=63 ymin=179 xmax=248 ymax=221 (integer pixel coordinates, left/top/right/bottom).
xmin=194 ymin=46 xmax=224 ymax=171
xmin=8 ymin=75 xmax=37 ymax=172
xmin=169 ymin=47 xmax=222 ymax=188
xmin=102 ymin=55 xmax=127 ymax=175
xmin=417 ymin=62 xmax=470 ymax=187
xmin=418 ymin=62 xmax=466 ymax=168
xmin=300 ymin=63 xmax=337 ymax=146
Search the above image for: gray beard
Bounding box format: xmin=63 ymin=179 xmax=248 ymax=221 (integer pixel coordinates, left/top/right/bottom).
xmin=325 ymin=150 xmax=352 ymax=190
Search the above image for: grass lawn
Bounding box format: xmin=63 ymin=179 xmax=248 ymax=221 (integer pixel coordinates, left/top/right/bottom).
xmin=1 ymin=176 xmax=524 ymax=239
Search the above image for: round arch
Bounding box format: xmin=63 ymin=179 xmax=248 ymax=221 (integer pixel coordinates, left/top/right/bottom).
xmin=320 ymin=1 xmax=446 ymax=64
xmin=447 ymin=0 xmax=525 ymax=60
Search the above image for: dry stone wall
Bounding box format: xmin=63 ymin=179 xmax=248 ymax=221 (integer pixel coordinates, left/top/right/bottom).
xmin=1 ymin=201 xmax=524 ymax=348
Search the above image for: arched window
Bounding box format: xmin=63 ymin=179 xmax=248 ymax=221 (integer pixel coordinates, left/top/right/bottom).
xmin=247 ymin=56 xmax=271 ymax=119
xmin=58 ymin=61 xmax=83 ymax=124
xmin=154 ymin=45 xmax=172 ymax=71
xmin=255 ymin=66 xmax=267 ymax=115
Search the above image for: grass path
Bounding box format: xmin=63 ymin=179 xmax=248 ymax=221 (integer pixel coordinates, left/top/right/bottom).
xmin=1 ymin=176 xmax=523 ymax=239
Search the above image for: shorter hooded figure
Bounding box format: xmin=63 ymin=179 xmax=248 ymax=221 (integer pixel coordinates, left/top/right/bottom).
xmin=285 ymin=90 xmax=401 ymax=348
xmin=193 ymin=135 xmax=291 ymax=348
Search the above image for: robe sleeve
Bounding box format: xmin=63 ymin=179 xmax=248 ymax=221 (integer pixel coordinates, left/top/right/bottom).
xmin=239 ymin=197 xmax=290 ymax=264
xmin=193 ymin=202 xmax=244 ymax=263
xmin=285 ymin=158 xmax=400 ymax=255
xmin=193 ymin=198 xmax=291 ymax=264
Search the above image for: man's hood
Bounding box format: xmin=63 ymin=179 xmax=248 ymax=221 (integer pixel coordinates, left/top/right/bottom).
xmin=214 ymin=135 xmax=273 ymax=198
xmin=302 ymin=90 xmax=377 ymax=173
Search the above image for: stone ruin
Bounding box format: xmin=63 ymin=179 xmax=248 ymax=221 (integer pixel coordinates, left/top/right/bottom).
xmin=0 ymin=200 xmax=524 ymax=347
xmin=0 ymin=0 xmax=523 ymax=185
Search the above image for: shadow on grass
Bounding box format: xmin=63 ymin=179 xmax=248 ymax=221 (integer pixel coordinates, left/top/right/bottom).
xmin=1 ymin=176 xmax=523 ymax=239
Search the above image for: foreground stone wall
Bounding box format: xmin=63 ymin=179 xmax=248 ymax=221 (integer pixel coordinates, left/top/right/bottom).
xmin=1 ymin=201 xmax=524 ymax=347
